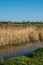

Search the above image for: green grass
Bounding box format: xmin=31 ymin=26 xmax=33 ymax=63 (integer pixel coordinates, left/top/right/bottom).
xmin=35 ymin=23 xmax=43 ymax=28
xmin=0 ymin=47 xmax=43 ymax=65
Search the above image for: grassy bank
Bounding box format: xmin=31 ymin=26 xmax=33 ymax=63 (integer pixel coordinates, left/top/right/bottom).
xmin=0 ymin=47 xmax=43 ymax=65
xmin=0 ymin=22 xmax=43 ymax=46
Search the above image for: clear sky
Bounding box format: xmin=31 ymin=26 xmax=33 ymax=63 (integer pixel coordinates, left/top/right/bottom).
xmin=0 ymin=0 xmax=43 ymax=22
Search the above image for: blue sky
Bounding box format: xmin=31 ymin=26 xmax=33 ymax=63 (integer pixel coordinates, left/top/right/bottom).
xmin=0 ymin=0 xmax=43 ymax=22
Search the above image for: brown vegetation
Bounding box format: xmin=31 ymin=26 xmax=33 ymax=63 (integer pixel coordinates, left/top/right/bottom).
xmin=0 ymin=24 xmax=43 ymax=46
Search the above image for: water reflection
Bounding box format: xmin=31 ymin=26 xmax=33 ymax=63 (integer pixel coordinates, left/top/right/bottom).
xmin=0 ymin=41 xmax=43 ymax=60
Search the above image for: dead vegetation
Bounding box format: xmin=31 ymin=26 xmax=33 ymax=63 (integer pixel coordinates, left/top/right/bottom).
xmin=0 ymin=24 xmax=43 ymax=46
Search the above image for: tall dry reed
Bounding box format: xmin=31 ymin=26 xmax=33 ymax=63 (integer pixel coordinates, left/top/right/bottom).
xmin=0 ymin=24 xmax=43 ymax=46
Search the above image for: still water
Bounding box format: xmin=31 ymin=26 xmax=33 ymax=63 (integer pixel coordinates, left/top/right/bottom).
xmin=0 ymin=41 xmax=43 ymax=60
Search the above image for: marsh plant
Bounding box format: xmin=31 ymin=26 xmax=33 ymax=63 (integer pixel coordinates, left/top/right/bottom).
xmin=0 ymin=23 xmax=43 ymax=46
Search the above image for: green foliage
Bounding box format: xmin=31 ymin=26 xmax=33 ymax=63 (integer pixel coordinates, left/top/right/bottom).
xmin=0 ymin=47 xmax=43 ymax=65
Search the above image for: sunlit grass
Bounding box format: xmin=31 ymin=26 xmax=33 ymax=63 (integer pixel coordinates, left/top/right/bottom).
xmin=0 ymin=23 xmax=43 ymax=46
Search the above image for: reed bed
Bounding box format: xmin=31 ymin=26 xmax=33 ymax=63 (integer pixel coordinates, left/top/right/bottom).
xmin=0 ymin=24 xmax=43 ymax=46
